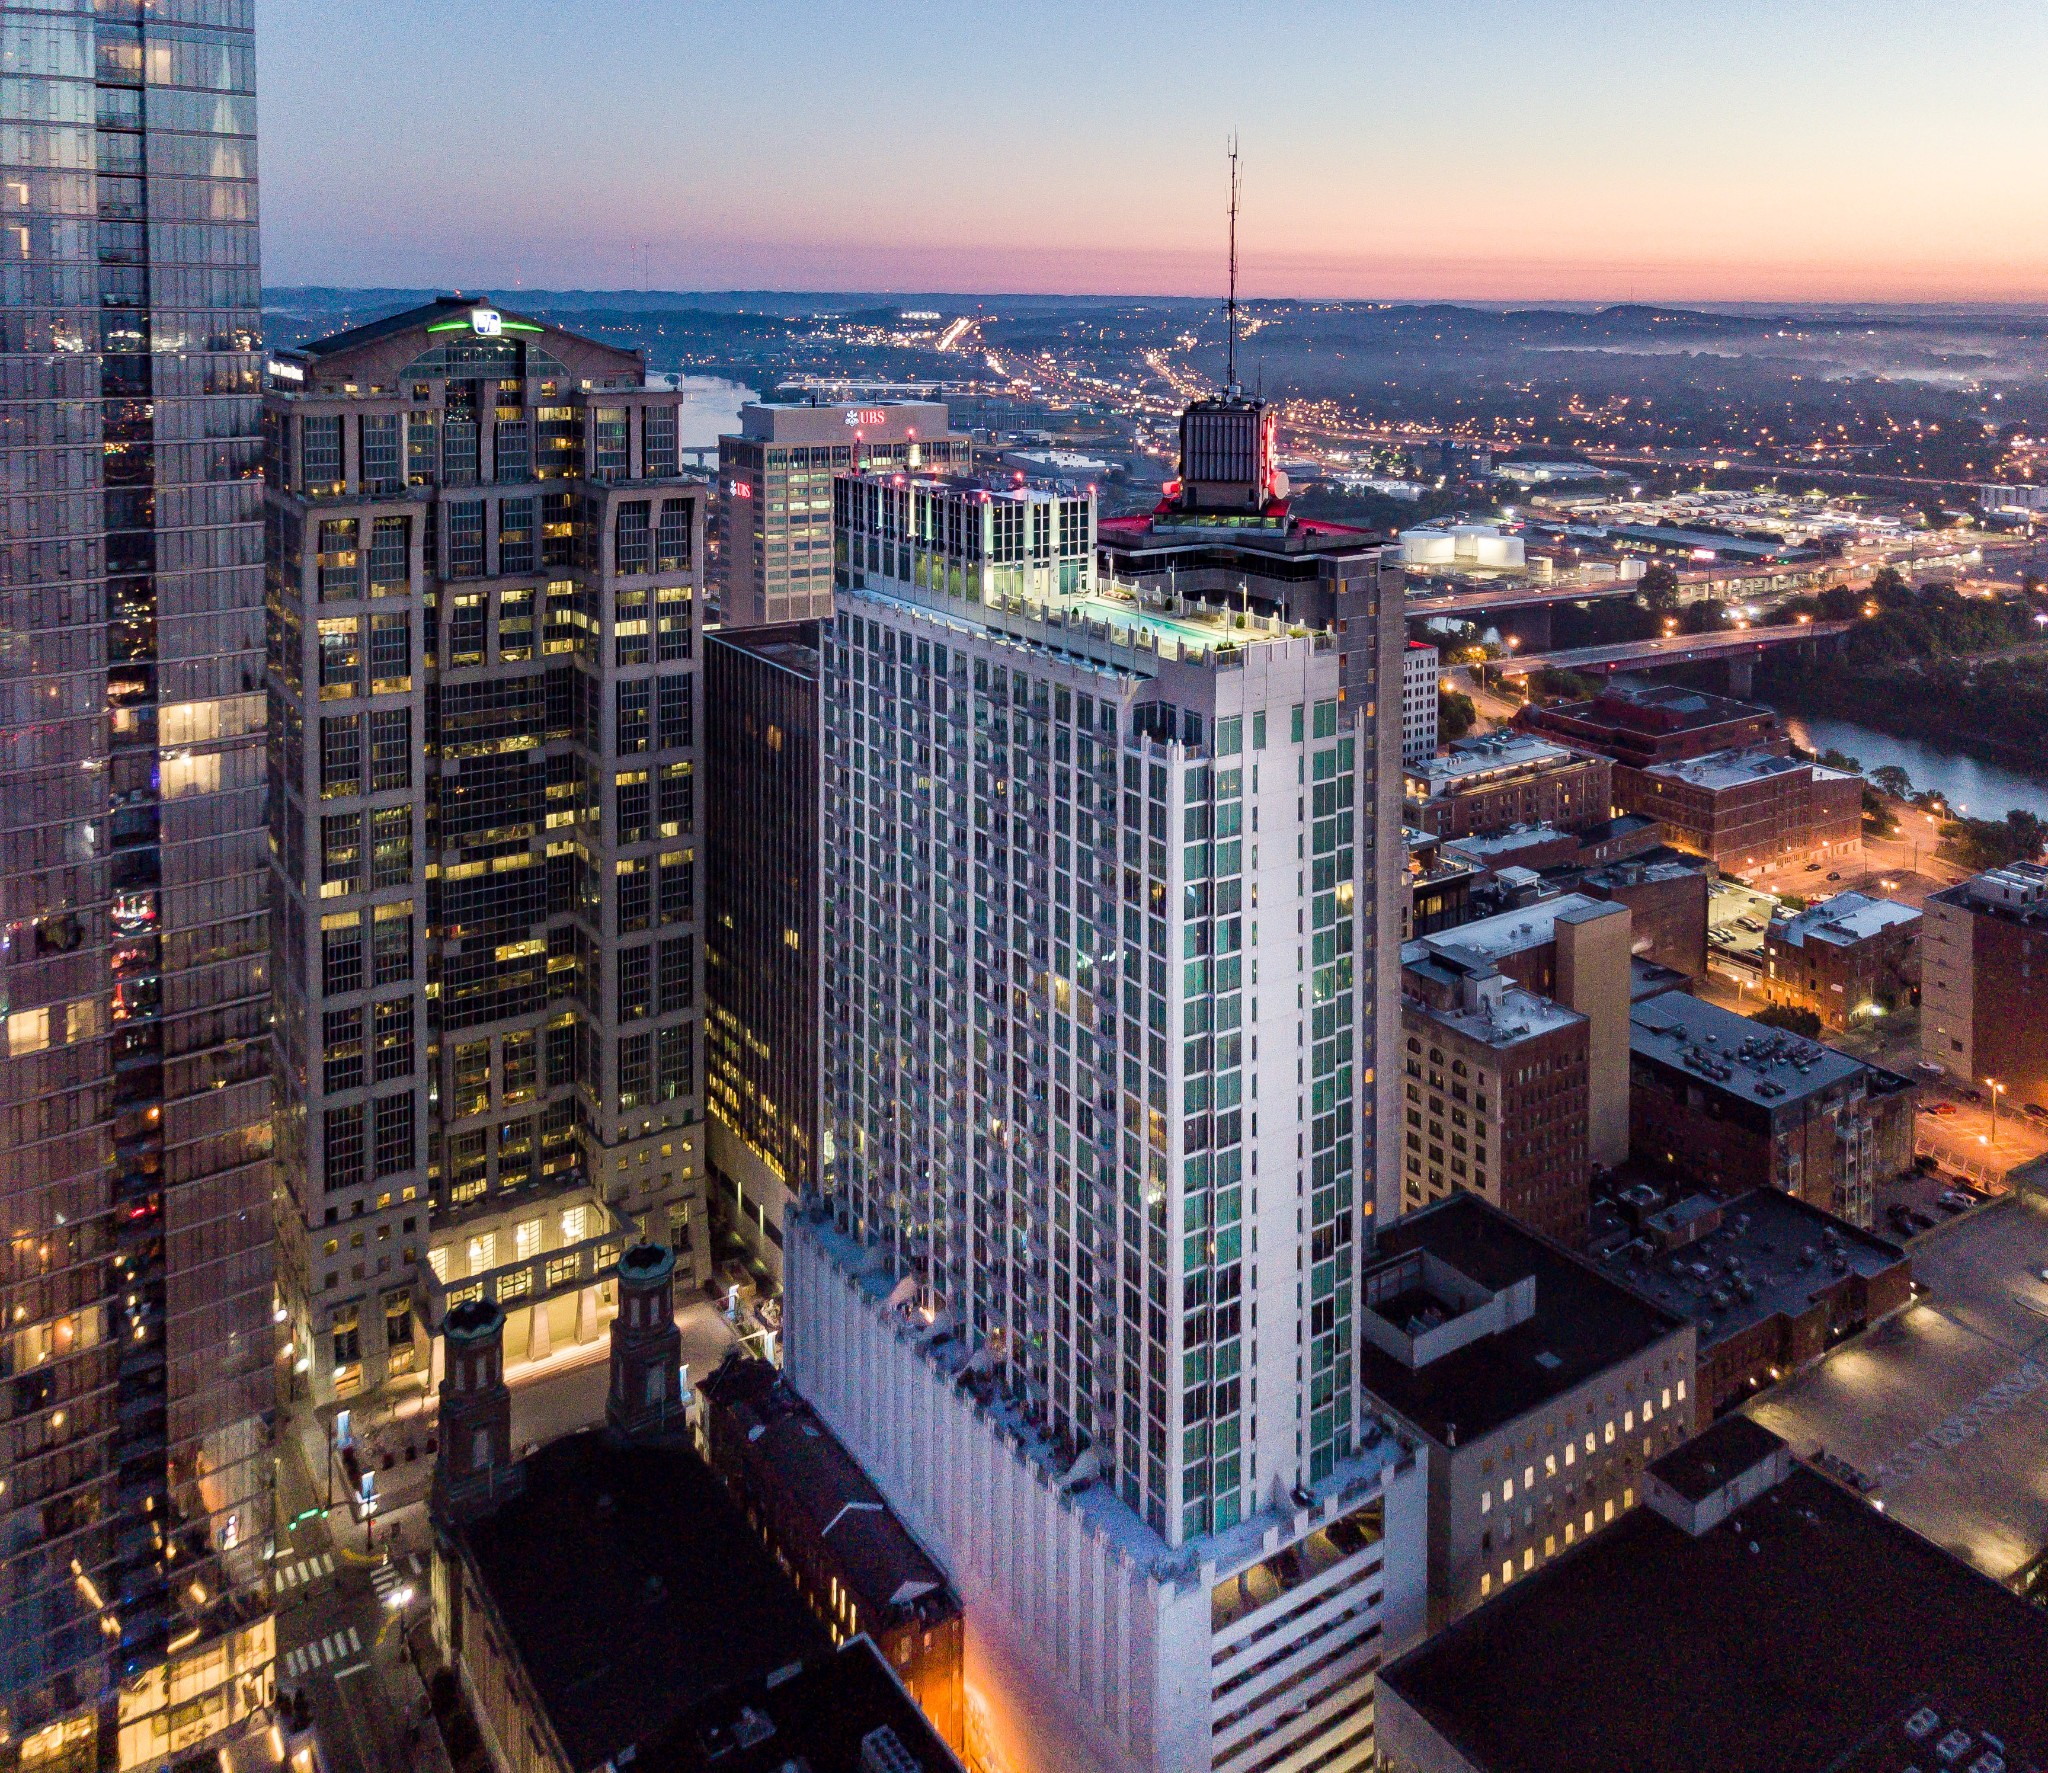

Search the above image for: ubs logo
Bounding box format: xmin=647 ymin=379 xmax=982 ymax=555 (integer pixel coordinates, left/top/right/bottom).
xmin=845 ymin=408 xmax=887 ymax=427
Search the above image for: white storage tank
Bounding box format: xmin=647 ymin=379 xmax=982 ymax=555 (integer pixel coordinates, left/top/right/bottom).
xmin=1400 ymin=528 xmax=1456 ymax=565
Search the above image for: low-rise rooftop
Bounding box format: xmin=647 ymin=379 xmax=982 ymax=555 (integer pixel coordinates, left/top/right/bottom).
xmin=1357 ymin=1195 xmax=1687 ymax=1447
xmin=1380 ymin=1442 xmax=2048 ymax=1773
xmin=1770 ymin=890 xmax=1920 ymax=950
xmin=1598 ymin=1185 xmax=1906 ymax=1351
xmin=1630 ymin=990 xmax=1869 ymax=1109
xmin=1403 ymin=892 xmax=1618 ymax=970
xmin=1408 ymin=732 xmax=1585 ymax=790
xmin=449 ymin=1432 xmax=828 ymax=1772
xmin=1641 ymin=747 xmax=1851 ymax=792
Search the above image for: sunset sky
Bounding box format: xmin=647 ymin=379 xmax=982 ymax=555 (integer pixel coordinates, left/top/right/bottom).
xmin=263 ymin=0 xmax=2048 ymax=301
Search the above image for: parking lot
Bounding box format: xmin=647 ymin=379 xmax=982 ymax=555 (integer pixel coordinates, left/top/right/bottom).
xmin=1707 ymin=878 xmax=1776 ymax=964
xmin=1746 ymin=1187 xmax=2048 ymax=1585
xmin=1915 ymin=1081 xmax=2048 ymax=1191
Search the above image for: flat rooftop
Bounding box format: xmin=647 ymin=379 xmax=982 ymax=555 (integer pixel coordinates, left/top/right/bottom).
xmin=1381 ymin=1457 xmax=2048 ymax=1773
xmin=1641 ymin=747 xmax=1848 ymax=791
xmin=450 ymin=1432 xmax=828 ymax=1771
xmin=1403 ymin=892 xmax=1617 ymax=970
xmin=1746 ymin=1188 xmax=2048 ymax=1584
xmin=1772 ymin=889 xmax=1921 ymax=949
xmin=1359 ymin=1195 xmax=1687 ymax=1446
xmin=1598 ymin=1186 xmax=1906 ymax=1353
xmin=1630 ymin=990 xmax=1869 ymax=1109
xmin=1409 ymin=733 xmax=1585 ymax=791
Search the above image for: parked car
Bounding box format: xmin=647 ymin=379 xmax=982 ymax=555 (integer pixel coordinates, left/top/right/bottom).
xmin=1826 ymin=871 xmax=1842 ymax=881
xmin=1939 ymin=1191 xmax=1975 ymax=1212
xmin=1963 ymin=1088 xmax=1984 ymax=1104
xmin=1914 ymin=1061 xmax=1947 ymax=1081
xmin=2025 ymin=1101 xmax=2048 ymax=1121
xmin=1908 ymin=1209 xmax=1940 ymax=1233
xmin=1927 ymin=1101 xmax=1959 ymax=1117
xmin=1805 ymin=862 xmax=1824 ymax=873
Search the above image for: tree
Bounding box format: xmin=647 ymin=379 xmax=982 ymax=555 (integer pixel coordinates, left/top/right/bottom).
xmin=1870 ymin=764 xmax=1915 ymax=801
xmin=1751 ymin=1002 xmax=1822 ymax=1038
xmin=1638 ymin=563 xmax=1681 ymax=613
xmin=1438 ymin=688 xmax=1476 ymax=742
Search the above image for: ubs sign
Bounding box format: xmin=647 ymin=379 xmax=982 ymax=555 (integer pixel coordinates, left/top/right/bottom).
xmin=844 ymin=408 xmax=888 ymax=427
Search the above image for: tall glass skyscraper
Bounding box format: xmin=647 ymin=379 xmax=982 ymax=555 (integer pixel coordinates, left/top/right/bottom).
xmin=0 ymin=3 xmax=274 ymax=1770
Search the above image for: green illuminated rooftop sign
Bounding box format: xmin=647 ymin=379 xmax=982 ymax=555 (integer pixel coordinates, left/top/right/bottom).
xmin=426 ymin=307 xmax=544 ymax=337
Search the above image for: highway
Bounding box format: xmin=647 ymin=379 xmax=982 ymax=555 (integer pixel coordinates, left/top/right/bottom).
xmin=1489 ymin=619 xmax=1853 ymax=677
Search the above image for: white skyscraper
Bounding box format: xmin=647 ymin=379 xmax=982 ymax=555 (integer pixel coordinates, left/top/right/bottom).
xmin=784 ymin=465 xmax=1424 ymax=1773
xmin=1402 ymin=640 xmax=1440 ymax=764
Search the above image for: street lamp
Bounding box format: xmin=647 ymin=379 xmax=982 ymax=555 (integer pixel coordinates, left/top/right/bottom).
xmin=1984 ymin=1078 xmax=2006 ymax=1145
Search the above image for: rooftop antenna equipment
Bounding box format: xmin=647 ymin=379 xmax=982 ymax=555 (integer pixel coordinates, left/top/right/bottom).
xmin=1225 ymin=134 xmax=1241 ymax=396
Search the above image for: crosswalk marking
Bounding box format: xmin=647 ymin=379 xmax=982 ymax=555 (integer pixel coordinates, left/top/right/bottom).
xmin=281 ymin=1625 xmax=363 ymax=1680
xmin=272 ymin=1550 xmax=336 ymax=1595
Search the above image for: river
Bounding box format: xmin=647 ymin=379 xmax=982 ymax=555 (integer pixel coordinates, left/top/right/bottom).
xmin=1775 ymin=709 xmax=2048 ymax=822
xmin=669 ymin=374 xmax=755 ymax=451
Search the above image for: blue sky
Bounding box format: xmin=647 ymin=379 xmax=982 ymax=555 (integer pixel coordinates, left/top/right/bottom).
xmin=262 ymin=0 xmax=2048 ymax=299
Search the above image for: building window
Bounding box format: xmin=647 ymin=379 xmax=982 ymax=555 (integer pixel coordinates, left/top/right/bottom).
xmin=368 ymin=514 xmax=409 ymax=595
xmin=369 ymin=612 xmax=410 ymax=693
xmin=317 ymin=518 xmax=359 ymax=600
xmin=373 ymin=1092 xmax=414 ymax=1177
xmin=618 ymin=1032 xmax=652 ymax=1107
xmin=331 ymin=1307 xmax=361 ymax=1367
xmin=301 ymin=414 xmax=342 ymax=493
xmin=323 ymin=1007 xmax=364 ymax=1093
xmin=657 ymin=763 xmax=692 ymax=837
xmin=407 ymin=413 xmax=437 ymax=486
xmin=321 ymin=812 xmax=361 ymax=898
xmin=657 ymin=673 xmax=692 ymax=748
xmin=360 ymin=414 xmax=401 ymax=493
xmin=502 ymin=1031 xmax=537 ymax=1102
xmin=593 ymin=408 xmax=628 ymax=481
xmin=656 ymin=498 xmax=691 ymax=571
xmin=495 ymin=418 xmax=530 ymax=484
xmin=628 ymin=408 xmax=673 ymax=484
xmin=617 ymin=681 xmax=650 ymax=753
xmin=499 ymin=587 xmax=535 ymax=661
xmin=449 ymin=592 xmax=486 ymax=666
xmin=370 ymin=804 xmax=412 ymax=889
xmin=657 ymin=1023 xmax=693 ymax=1100
xmin=318 ymin=616 xmax=360 ymax=697
xmin=442 ymin=419 xmax=479 ymax=486
xmin=322 ymin=913 xmax=364 ymax=995
xmin=499 ymin=496 xmax=535 ymax=575
xmin=383 ymin=1290 xmax=411 ymax=1352
xmin=618 ymin=946 xmax=652 ymax=1022
xmin=617 ymin=774 xmax=652 ymax=845
xmin=452 ymin=1041 xmax=490 ymax=1117
xmin=616 ymin=500 xmax=652 ymax=574
xmin=325 ymin=1107 xmax=365 ymax=1190
xmin=448 ymin=501 xmax=486 ymax=578
xmin=372 ymin=904 xmax=413 ymax=985
xmin=542 ymin=490 xmax=576 ymax=566
xmin=369 ymin=708 xmax=410 ymax=790
xmin=373 ymin=997 xmax=413 ymax=1083
xmin=657 ymin=936 xmax=693 ymax=1013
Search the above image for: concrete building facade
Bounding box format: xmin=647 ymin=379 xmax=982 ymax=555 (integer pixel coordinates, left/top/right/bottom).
xmin=1619 ymin=749 xmax=1861 ymax=877
xmin=718 ymin=401 xmax=970 ymax=628
xmin=265 ymin=300 xmax=709 ymax=1408
xmin=1402 ymin=641 xmax=1439 ymax=764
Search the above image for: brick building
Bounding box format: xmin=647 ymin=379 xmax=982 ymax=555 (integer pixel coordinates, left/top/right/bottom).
xmin=1629 ymin=992 xmax=1914 ymax=1229
xmin=697 ymin=1353 xmax=965 ymax=1749
xmin=1517 ymin=681 xmax=1784 ymax=769
xmin=1921 ymin=861 xmax=2048 ymax=1111
xmin=1763 ymin=890 xmax=1920 ymax=1032
xmin=1404 ymin=733 xmax=1612 ymax=840
xmin=1619 ymin=749 xmax=1862 ymax=877
xmin=1582 ymin=859 xmax=1711 ymax=980
xmin=1602 ymin=1186 xmax=1911 ymax=1417
xmin=1405 ymin=896 xmax=1634 ymax=1172
xmin=1400 ymin=954 xmax=1592 ymax=1246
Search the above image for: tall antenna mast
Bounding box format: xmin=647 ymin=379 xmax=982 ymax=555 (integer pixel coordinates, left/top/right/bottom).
xmin=1226 ymin=134 xmax=1241 ymax=395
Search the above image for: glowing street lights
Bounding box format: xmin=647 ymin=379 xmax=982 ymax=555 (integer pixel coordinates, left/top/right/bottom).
xmin=1984 ymin=1077 xmax=2007 ymax=1146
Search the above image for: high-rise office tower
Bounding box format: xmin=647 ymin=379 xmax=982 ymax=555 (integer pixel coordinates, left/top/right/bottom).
xmin=0 ymin=4 xmax=275 ymax=1767
xmin=784 ymin=464 xmax=1425 ymax=1773
xmin=716 ymin=402 xmax=969 ymax=628
xmin=704 ymin=622 xmax=822 ymax=1279
xmin=264 ymin=300 xmax=707 ymax=1408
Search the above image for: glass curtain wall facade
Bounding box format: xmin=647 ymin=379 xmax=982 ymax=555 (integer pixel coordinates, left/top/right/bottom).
xmin=264 ymin=302 xmax=709 ymax=1408
xmin=822 ymin=472 xmax=1378 ymax=1545
xmin=703 ymin=622 xmax=821 ymax=1277
xmin=1 ymin=2 xmax=273 ymax=1769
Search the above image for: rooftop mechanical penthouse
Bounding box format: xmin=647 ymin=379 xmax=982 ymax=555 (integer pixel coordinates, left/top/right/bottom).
xmin=790 ymin=466 xmax=1419 ymax=1773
